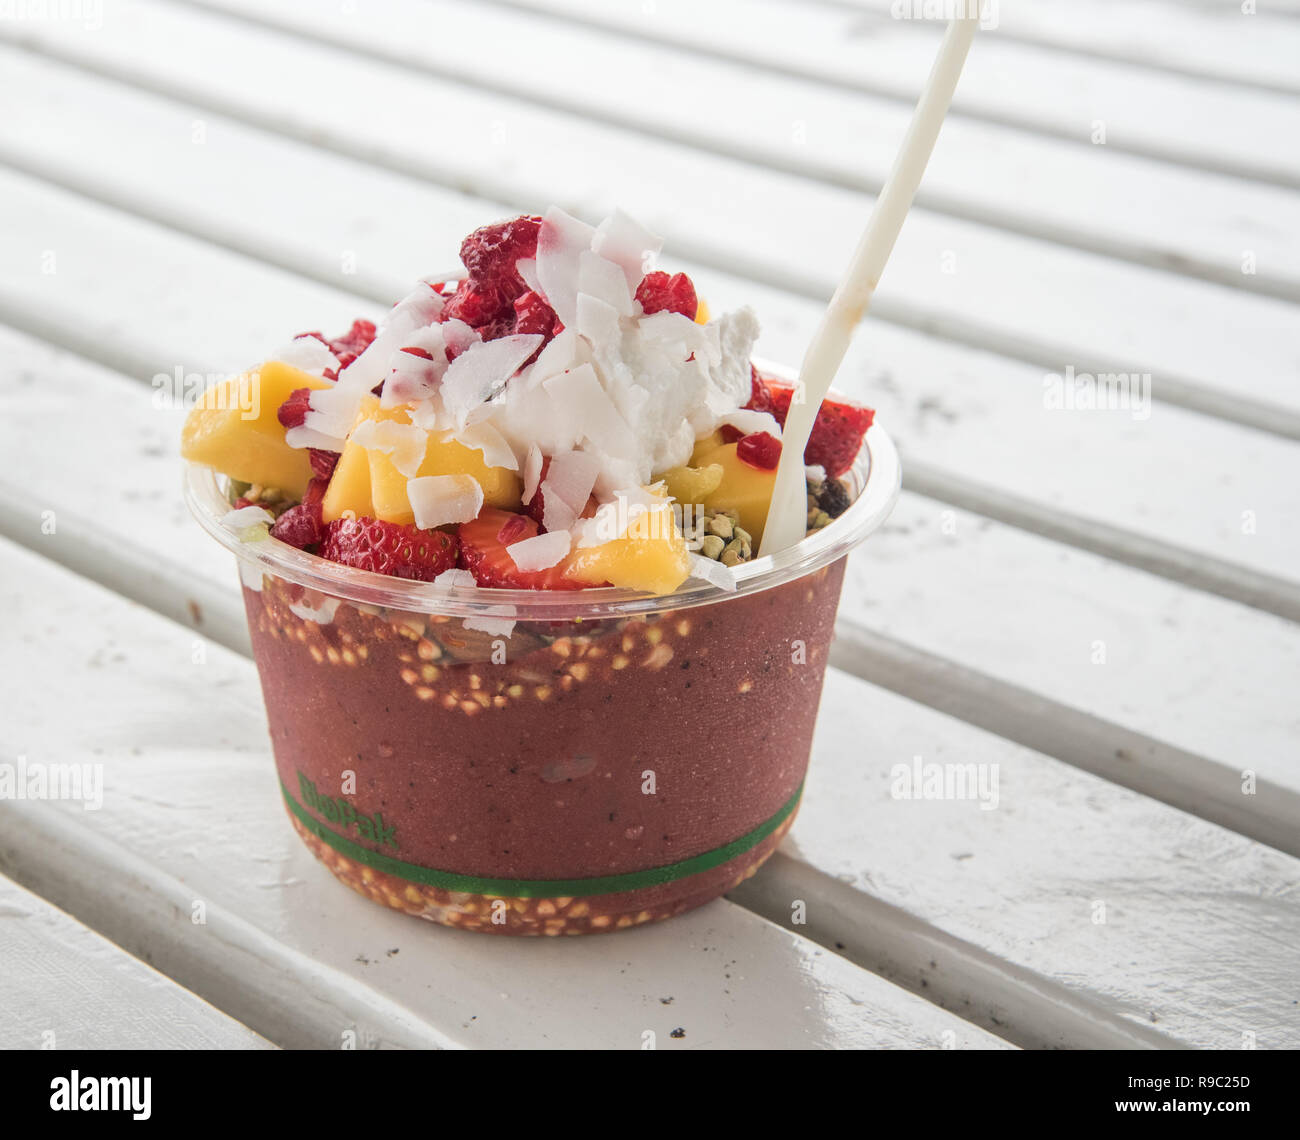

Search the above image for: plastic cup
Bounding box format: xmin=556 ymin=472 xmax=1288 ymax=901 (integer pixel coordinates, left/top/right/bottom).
xmin=185 ymin=408 xmax=899 ymax=935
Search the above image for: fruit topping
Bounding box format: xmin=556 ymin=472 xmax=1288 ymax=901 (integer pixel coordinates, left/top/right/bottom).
xmin=181 ymin=361 xmax=333 ymax=499
xmin=766 ymin=384 xmax=874 ymax=478
xmin=563 ymin=496 xmax=690 ymax=594
xmin=635 ymin=270 xmax=698 ymax=319
xmin=458 ymin=508 xmax=589 ymax=590
xmin=735 ymin=431 xmax=782 ymax=471
xmin=319 ymin=517 xmax=458 ymax=581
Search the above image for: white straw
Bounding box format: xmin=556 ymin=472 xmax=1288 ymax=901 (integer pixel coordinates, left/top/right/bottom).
xmin=759 ymin=16 xmax=979 ymax=556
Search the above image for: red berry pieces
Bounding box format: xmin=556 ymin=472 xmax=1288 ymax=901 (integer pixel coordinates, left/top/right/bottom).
xmin=441 ymin=280 xmax=506 ymax=330
xmin=319 ymin=517 xmax=459 ymax=581
xmin=326 ymin=319 xmax=377 ymax=372
xmin=736 ymin=431 xmax=782 ymax=471
xmin=459 ymin=215 xmax=542 ymax=284
xmin=457 ymin=508 xmax=588 ymax=590
xmin=718 ymin=424 xmax=744 ymax=444
xmin=513 ymin=290 xmax=559 ymax=339
xmin=635 ymin=271 xmax=698 ymax=320
xmin=269 ymin=476 xmax=330 ymax=550
xmin=745 ymin=365 xmax=775 ymax=415
xmin=763 ymin=385 xmax=874 ymax=477
xmin=276 ymin=386 xmax=313 ymax=429
xmin=309 ymin=448 xmax=339 ymax=480
xmin=803 ymin=399 xmax=874 ymax=477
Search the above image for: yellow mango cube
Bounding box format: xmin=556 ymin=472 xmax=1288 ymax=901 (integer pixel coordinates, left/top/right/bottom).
xmin=658 ymin=463 xmax=724 ymax=507
xmin=564 ymin=501 xmax=691 ymax=595
xmin=694 ymin=440 xmax=778 ymax=545
xmin=181 ymin=361 xmax=331 ymax=499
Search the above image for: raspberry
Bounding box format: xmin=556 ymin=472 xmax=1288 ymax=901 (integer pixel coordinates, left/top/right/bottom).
xmin=326 ymin=319 xmax=377 ymax=371
xmin=718 ymin=424 xmax=744 ymax=444
xmin=736 ymin=431 xmax=782 ymax=471
xmin=512 ymin=290 xmax=558 ymax=339
xmin=441 ymin=280 xmax=510 ymax=330
xmin=459 ymin=215 xmax=541 ymax=285
xmin=276 ymin=386 xmax=313 ymax=429
xmin=319 ymin=517 xmax=459 ymax=581
xmin=636 ymin=271 xmax=698 ymax=319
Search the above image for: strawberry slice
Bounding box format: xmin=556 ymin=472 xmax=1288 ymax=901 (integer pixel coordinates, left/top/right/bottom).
xmin=765 ymin=384 xmax=874 ymax=478
xmin=319 ymin=517 xmax=458 ymax=581
xmin=458 ymin=508 xmax=591 ymax=590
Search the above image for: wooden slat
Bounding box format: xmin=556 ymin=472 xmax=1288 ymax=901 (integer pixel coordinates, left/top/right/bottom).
xmin=0 ymin=538 xmax=1008 ymax=1051
xmin=1 ymin=164 xmax=1298 ymax=849
xmin=4 ymin=3 xmax=1300 ymax=440
xmin=1 ymin=875 xmax=273 ymax=1049
xmin=3 ymin=57 xmax=1298 ymax=612
xmin=736 ymin=669 xmax=1300 ymax=1049
xmin=150 ymin=0 xmax=1300 ymax=302
xmin=471 ymin=0 xmax=1300 ymax=187
xmin=831 ymin=0 xmax=1300 ymax=96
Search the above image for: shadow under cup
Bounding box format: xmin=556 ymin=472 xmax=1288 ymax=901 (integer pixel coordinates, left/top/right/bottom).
xmin=186 ymin=423 xmax=900 ymax=935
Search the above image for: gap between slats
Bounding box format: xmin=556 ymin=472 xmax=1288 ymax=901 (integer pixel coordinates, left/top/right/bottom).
xmin=462 ymin=0 xmax=1300 ymax=191
xmin=161 ymin=0 xmax=1300 ymax=304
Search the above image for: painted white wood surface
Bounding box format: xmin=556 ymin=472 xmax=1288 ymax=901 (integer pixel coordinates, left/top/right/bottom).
xmin=471 ymin=0 xmax=1300 ymax=185
xmin=0 ymin=538 xmax=1008 ymax=1051
xmin=2 ymin=182 xmax=1297 ymax=841
xmin=0 ymin=875 xmax=272 ymax=1049
xmin=154 ymin=0 xmax=1300 ymax=301
xmin=4 ymin=56 xmax=1296 ymax=608
xmin=834 ymin=0 xmax=1300 ymax=95
xmin=4 ymin=2 xmax=1299 ymax=438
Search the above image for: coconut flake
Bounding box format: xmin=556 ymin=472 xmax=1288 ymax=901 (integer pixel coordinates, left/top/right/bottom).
xmin=433 ymin=568 xmax=478 ymax=590
xmin=575 ymin=291 xmax=623 ymax=345
xmin=220 ymin=505 xmax=274 ymax=540
xmin=238 ymin=560 xmax=265 ymax=592
xmin=273 ymin=335 xmax=339 ymax=376
xmin=522 ymin=443 xmax=544 ymax=505
xmin=720 ymin=408 xmax=782 ymax=440
xmin=287 ymin=381 xmax=366 ymax=451
xmin=445 ymin=420 xmax=519 ymax=471
xmin=407 ymin=474 xmax=484 ymax=529
xmin=578 ymin=250 xmax=635 ymax=316
xmin=351 ymin=418 xmax=429 ymax=479
xmin=381 ymin=325 xmax=449 ymax=408
xmin=536 ymin=206 xmax=596 ymax=328
xmin=390 ymin=281 xmax=445 ymax=327
xmin=543 ymin=449 xmax=601 ymax=514
xmin=441 ymin=335 xmax=542 ymax=428
xmin=508 ymin=529 xmax=571 ymax=572
xmin=526 ymin=327 xmax=579 ymax=385
xmin=592 ymin=209 xmax=663 ymax=293
xmin=542 ymin=364 xmax=637 ymax=458
xmin=688 ymin=553 xmax=739 ymax=592
xmin=516 ymin=257 xmax=541 ymax=294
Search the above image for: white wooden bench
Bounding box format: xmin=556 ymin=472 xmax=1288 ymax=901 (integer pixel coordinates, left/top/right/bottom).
xmin=0 ymin=0 xmax=1296 ymax=1049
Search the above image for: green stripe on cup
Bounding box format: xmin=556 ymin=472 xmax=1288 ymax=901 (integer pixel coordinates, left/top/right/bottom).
xmin=281 ymin=780 xmax=802 ymax=898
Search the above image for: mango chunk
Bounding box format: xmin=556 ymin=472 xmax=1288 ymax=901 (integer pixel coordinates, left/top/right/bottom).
xmin=694 ymin=440 xmax=777 ymax=545
xmin=323 ymin=398 xmax=521 ymax=524
xmin=564 ymin=502 xmax=690 ymax=595
xmin=181 ymin=361 xmax=331 ymax=499
xmin=658 ymin=463 xmax=724 ymax=508
xmin=370 ymin=434 xmax=521 ymax=526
